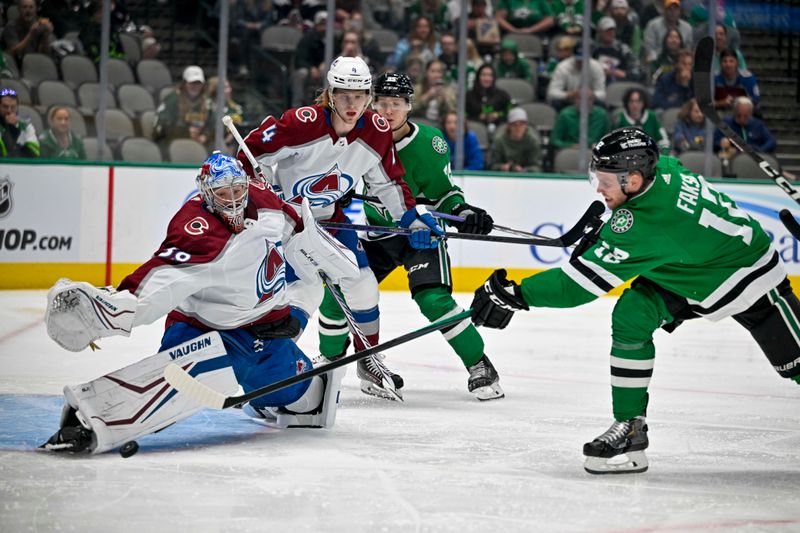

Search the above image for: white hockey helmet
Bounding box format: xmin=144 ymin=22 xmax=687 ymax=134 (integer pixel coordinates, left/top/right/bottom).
xmin=196 ymin=152 xmax=249 ymax=233
xmin=327 ymin=56 xmax=372 ymax=91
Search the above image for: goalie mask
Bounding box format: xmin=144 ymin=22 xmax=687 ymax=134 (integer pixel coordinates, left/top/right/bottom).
xmin=197 ymin=152 xmax=249 ymax=233
xmin=590 ymin=127 xmax=659 ymax=191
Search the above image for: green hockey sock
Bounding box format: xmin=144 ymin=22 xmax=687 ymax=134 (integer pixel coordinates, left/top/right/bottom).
xmin=413 ymin=287 xmax=484 ymax=368
xmin=318 ymin=287 xmax=349 ymax=359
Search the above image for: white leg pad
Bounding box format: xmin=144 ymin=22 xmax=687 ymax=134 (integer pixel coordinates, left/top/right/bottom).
xmin=277 ymin=366 xmax=346 ymax=429
xmin=63 ymin=331 xmax=238 ymax=454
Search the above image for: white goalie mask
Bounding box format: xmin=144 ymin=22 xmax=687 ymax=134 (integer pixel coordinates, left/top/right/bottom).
xmin=196 ymin=152 xmax=249 ymax=233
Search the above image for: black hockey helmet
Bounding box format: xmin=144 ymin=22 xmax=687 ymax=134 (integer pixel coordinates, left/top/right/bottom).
xmin=373 ymin=72 xmax=414 ymax=102
xmin=591 ymin=127 xmax=659 ymax=182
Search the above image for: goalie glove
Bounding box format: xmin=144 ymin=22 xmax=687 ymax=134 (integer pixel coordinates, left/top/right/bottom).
xmin=451 ymin=203 xmax=494 ymax=235
xmin=399 ymin=205 xmax=445 ymax=250
xmin=471 ymin=269 xmax=529 ymax=329
xmin=45 ymin=279 xmax=137 ymax=352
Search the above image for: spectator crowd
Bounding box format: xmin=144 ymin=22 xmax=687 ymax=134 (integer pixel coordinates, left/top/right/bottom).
xmin=0 ymin=0 xmax=781 ymax=177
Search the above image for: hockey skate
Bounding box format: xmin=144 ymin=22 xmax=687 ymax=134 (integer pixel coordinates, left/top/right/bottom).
xmin=40 ymin=406 xmax=94 ymax=453
xmin=357 ymin=354 xmax=404 ymax=401
xmin=467 ymin=355 xmax=504 ymax=401
xmin=583 ymin=416 xmax=649 ymax=474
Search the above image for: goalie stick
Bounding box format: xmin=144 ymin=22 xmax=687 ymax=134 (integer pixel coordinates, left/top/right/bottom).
xmin=164 ymin=310 xmax=472 ymax=410
xmin=325 ymin=200 xmax=606 ymax=248
xmin=693 ymin=36 xmax=800 ymax=239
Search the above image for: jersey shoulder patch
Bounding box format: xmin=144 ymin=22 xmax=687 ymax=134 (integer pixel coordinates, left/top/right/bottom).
xmin=609 ymin=208 xmax=634 ymax=233
xmin=162 ymin=199 xmax=231 ymax=262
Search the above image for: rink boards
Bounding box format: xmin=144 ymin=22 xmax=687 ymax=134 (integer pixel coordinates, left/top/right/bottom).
xmin=0 ymin=161 xmax=798 ymax=290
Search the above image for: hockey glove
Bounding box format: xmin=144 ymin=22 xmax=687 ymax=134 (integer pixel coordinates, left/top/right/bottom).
xmin=452 ymin=203 xmax=494 ymax=235
xmin=399 ymin=206 xmax=445 ymax=250
xmin=471 ymin=269 xmax=529 ymax=329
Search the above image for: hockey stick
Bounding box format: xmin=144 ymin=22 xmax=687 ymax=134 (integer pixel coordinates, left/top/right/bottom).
xmin=325 ymin=200 xmax=605 ymax=248
xmin=352 ymin=193 xmax=545 ymax=239
xmin=163 ymin=310 xmax=472 ymax=410
xmin=693 ymin=36 xmax=800 ymax=239
xmin=319 ymin=270 xmax=402 ymax=401
xmin=223 ymin=115 xmax=270 ymax=187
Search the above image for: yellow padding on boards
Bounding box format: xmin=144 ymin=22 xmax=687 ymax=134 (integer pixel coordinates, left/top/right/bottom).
xmin=2 ymin=264 xmax=800 ymax=297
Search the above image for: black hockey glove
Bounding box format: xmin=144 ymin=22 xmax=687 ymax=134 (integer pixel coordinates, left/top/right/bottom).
xmin=471 ymin=269 xmax=529 ymax=329
xmin=337 ymin=189 xmax=355 ymax=208
xmin=451 ymin=203 xmax=494 ymax=235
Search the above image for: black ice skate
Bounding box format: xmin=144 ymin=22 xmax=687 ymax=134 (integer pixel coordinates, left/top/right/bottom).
xmin=357 ymin=354 xmax=403 ymax=401
xmin=467 ymin=355 xmax=504 ymax=401
xmin=40 ymin=407 xmax=94 ymax=453
xmin=583 ymin=416 xmax=649 ymax=474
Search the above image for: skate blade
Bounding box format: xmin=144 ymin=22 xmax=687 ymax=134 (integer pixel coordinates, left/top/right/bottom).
xmin=360 ymin=380 xmax=403 ymax=401
xmin=584 ymin=451 xmax=648 ymax=475
xmin=472 ymin=383 xmax=505 ymax=401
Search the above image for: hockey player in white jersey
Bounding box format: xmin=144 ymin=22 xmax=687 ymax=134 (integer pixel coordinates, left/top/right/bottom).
xmin=41 ymin=153 xmax=354 ymax=454
xmin=238 ymin=56 xmax=444 ymax=400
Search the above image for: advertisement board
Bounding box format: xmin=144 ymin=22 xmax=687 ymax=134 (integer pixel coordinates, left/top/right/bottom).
xmin=0 ymin=163 xmax=797 ymax=290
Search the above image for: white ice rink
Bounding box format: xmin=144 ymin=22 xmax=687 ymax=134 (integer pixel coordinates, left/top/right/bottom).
xmin=1 ymin=289 xmax=799 ymax=532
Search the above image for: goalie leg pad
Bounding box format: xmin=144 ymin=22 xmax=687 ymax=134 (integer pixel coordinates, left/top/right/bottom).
xmin=220 ymin=329 xmax=314 ymax=410
xmin=59 ymin=330 xmax=236 ymax=454
xmin=244 ymin=365 xmax=345 ymax=429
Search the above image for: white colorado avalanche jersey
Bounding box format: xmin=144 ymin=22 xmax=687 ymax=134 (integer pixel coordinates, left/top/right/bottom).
xmin=239 ymin=105 xmax=416 ymax=223
xmin=118 ymin=185 xmax=301 ymax=331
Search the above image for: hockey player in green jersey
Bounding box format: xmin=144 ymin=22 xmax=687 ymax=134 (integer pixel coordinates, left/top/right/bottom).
xmin=471 ymin=127 xmax=800 ymax=473
xmin=318 ymin=72 xmax=504 ymax=401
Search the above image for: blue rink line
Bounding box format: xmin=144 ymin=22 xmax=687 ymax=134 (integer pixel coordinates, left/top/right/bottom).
xmin=0 ymin=394 xmax=275 ymax=453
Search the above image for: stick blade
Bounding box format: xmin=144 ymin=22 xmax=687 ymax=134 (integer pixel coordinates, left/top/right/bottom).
xmin=164 ymin=363 xmax=226 ymax=410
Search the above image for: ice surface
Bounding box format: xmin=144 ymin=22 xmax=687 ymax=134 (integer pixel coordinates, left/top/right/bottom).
xmin=1 ymin=290 xmax=799 ymax=532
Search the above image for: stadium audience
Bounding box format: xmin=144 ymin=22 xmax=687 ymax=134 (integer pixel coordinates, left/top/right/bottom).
xmin=39 ymin=106 xmax=85 ymax=160
xmin=490 ymin=106 xmax=542 ymax=172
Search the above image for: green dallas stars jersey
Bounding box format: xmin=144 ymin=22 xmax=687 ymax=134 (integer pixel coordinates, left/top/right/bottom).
xmin=363 ymin=121 xmax=465 ymax=229
xmin=521 ymin=155 xmax=786 ymax=321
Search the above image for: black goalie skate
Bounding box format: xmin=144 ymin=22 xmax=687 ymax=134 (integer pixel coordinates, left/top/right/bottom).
xmin=467 ymin=355 xmax=504 ymax=401
xmin=583 ymin=416 xmax=649 ymax=474
xmin=40 ymin=406 xmax=94 ymax=453
xmin=357 ymin=354 xmax=403 ymax=401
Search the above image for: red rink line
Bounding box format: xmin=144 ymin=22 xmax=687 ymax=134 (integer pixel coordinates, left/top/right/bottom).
xmin=599 ymin=517 xmax=800 ymax=533
xmin=0 ymin=319 xmax=42 ymax=345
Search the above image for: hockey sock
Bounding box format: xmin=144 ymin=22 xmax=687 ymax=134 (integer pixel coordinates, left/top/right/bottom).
xmin=318 ymin=287 xmax=349 ymax=359
xmin=609 ymin=284 xmax=668 ymax=421
xmin=413 ymin=287 xmax=484 ymax=368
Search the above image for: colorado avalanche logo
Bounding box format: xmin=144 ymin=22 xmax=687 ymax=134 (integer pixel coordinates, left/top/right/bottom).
xmin=295 ymin=107 xmax=318 ymax=123
xmin=256 ymin=240 xmax=286 ymax=303
xmin=372 ymin=114 xmax=390 ymax=133
xmin=287 ymin=164 xmax=355 ymax=207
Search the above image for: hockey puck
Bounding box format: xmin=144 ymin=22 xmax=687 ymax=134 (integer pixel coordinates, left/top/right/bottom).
xmin=119 ymin=440 xmax=139 ymax=458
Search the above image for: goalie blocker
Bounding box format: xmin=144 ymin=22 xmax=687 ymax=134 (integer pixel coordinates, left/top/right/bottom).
xmin=41 ymin=331 xmax=345 ymax=454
